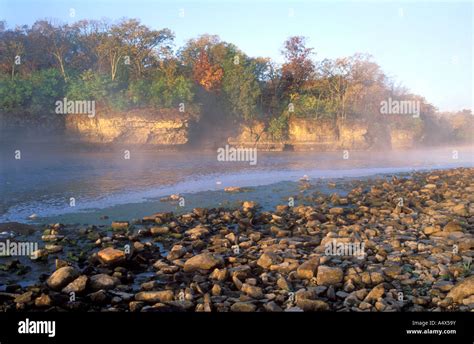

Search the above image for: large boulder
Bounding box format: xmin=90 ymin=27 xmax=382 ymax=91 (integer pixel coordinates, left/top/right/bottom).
xmin=183 ymin=253 xmax=223 ymax=272
xmin=97 ymin=247 xmax=126 ymax=265
xmin=62 ymin=275 xmax=88 ymax=294
xmin=135 ymin=290 xmax=174 ymax=303
xmin=316 ymin=266 xmax=343 ymax=286
xmin=297 ymin=257 xmax=320 ymax=280
xmin=256 ymin=252 xmax=282 ymax=269
xmin=47 ymin=266 xmax=79 ymax=290
xmin=89 ymin=274 xmax=119 ymax=291
xmin=447 ymin=276 xmax=474 ymax=303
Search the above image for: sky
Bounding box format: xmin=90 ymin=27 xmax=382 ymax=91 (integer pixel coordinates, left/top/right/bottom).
xmin=1 ymin=0 xmax=472 ymax=112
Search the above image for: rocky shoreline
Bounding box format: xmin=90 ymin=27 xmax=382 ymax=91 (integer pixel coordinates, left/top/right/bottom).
xmin=0 ymin=167 xmax=473 ymax=312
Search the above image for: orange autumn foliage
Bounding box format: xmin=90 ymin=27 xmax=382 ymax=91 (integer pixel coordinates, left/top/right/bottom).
xmin=192 ymin=49 xmax=223 ymax=91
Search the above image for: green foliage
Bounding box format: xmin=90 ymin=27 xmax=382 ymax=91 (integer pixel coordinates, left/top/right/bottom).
xmin=67 ymin=70 xmax=111 ymax=101
xmin=152 ymin=75 xmax=193 ymax=108
xmin=29 ymin=68 xmax=66 ymax=113
xmin=127 ymin=67 xmax=195 ymax=109
xmin=148 ymin=70 xmax=194 ymax=109
xmin=0 ymin=68 xmax=64 ymax=113
xmin=315 ymin=99 xmax=339 ymax=119
xmin=0 ymin=77 xmax=32 ymax=110
xmin=128 ymin=79 xmax=151 ymax=106
xmin=221 ymin=53 xmax=261 ymax=122
xmin=267 ymin=113 xmax=289 ymax=140
xmin=292 ymin=94 xmax=317 ymax=118
xmin=67 ymin=70 xmax=132 ymax=110
xmin=107 ymin=88 xmax=130 ymax=111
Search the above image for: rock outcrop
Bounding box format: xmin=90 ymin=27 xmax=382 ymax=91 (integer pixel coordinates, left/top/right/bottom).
xmin=228 ymin=116 xmax=431 ymax=151
xmin=65 ymin=108 xmax=191 ymax=146
xmin=229 ymin=118 xmax=370 ymax=151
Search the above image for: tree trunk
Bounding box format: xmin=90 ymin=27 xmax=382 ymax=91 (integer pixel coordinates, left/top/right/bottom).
xmin=54 ymin=52 xmax=67 ymax=81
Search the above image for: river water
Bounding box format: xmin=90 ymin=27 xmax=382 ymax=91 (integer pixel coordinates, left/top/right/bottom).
xmin=1 ymin=144 xmax=473 ymax=225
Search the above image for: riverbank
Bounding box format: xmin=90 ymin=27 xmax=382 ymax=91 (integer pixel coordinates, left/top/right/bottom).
xmin=64 ymin=112 xmax=474 ymax=151
xmin=3 ymin=108 xmax=472 ymax=151
xmin=0 ymin=167 xmax=473 ymax=312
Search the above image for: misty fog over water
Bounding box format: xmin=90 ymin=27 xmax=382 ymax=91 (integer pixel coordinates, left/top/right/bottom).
xmin=1 ymin=144 xmax=473 ymax=224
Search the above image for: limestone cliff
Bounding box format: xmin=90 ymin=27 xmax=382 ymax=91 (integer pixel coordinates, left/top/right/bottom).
xmin=390 ymin=128 xmax=421 ymax=149
xmin=288 ymin=118 xmax=339 ymax=150
xmin=229 ymin=118 xmax=370 ymax=151
xmin=227 ymin=121 xmax=285 ymax=150
xmin=227 ymin=115 xmax=437 ymax=151
xmin=65 ymin=108 xmax=191 ymax=145
xmin=448 ymin=113 xmax=474 ymax=143
xmin=289 ymin=118 xmax=370 ymax=151
xmin=388 ymin=117 xmax=424 ymax=149
xmin=63 ymin=109 xmax=466 ymax=150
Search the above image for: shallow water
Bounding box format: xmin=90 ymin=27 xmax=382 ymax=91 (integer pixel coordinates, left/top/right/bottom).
xmin=1 ymin=144 xmax=473 ymax=225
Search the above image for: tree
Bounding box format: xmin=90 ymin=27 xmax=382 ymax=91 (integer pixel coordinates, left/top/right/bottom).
xmin=0 ymin=76 xmax=32 ymax=110
xmin=221 ymin=48 xmax=261 ymax=122
xmin=97 ymin=26 xmax=127 ymax=81
xmin=281 ymin=36 xmax=315 ymax=97
xmin=0 ymin=27 xmax=26 ymax=79
xmin=94 ymin=19 xmax=174 ymax=81
xmin=317 ymin=57 xmax=354 ymax=120
xmin=179 ymin=35 xmax=225 ymax=92
xmin=149 ymin=58 xmax=194 ymax=108
xmin=344 ymin=54 xmax=388 ymax=118
xmin=70 ymin=19 xmax=108 ymax=74
xmin=120 ymin=19 xmax=173 ymax=79
xmin=192 ymin=49 xmax=224 ymax=91
xmin=30 ymin=21 xmax=74 ymax=81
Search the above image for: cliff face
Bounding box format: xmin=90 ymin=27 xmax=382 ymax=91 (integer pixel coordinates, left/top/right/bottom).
xmin=288 ymin=118 xmax=338 ymax=150
xmin=338 ymin=121 xmax=370 ymax=149
xmin=227 ymin=121 xmax=286 ymax=150
xmin=447 ymin=114 xmax=474 ymax=143
xmin=390 ymin=128 xmax=420 ymax=149
xmin=63 ymin=109 xmax=462 ymax=150
xmin=227 ymin=117 xmax=435 ymax=151
xmin=229 ymin=118 xmax=371 ymax=151
xmin=289 ymin=118 xmax=370 ymax=150
xmin=65 ymin=109 xmax=190 ymax=145
xmin=388 ymin=117 xmax=424 ymax=149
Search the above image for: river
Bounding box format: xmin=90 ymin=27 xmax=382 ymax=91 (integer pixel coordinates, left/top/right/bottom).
xmin=1 ymin=144 xmax=473 ymax=225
